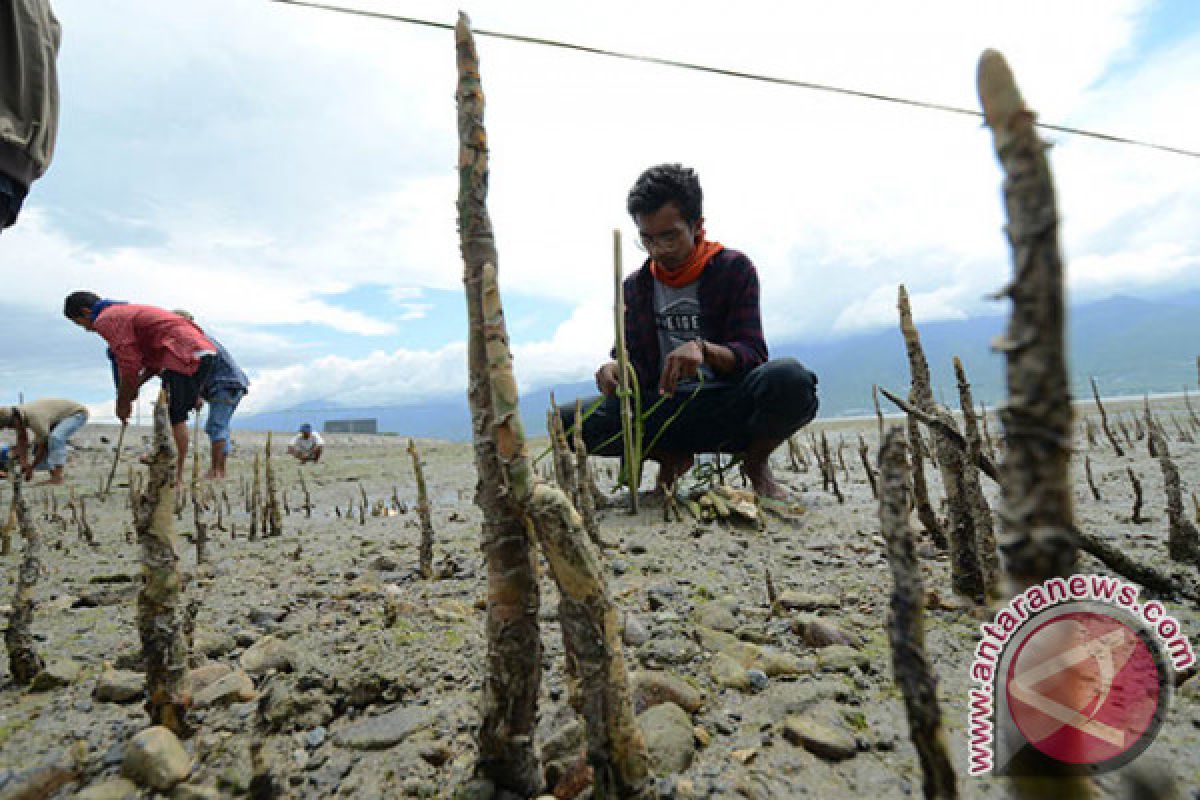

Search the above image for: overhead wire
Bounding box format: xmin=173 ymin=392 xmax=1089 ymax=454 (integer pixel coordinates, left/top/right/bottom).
xmin=270 ymin=0 xmax=1200 ymax=160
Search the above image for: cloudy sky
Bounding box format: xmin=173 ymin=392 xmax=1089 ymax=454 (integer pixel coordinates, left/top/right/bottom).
xmin=3 ymin=0 xmax=1198 ymax=421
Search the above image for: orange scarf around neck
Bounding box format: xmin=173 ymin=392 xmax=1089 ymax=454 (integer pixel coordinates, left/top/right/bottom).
xmin=650 ymin=233 xmax=724 ymax=289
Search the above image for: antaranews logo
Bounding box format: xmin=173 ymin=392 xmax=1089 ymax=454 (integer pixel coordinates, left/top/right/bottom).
xmin=967 ymin=574 xmax=1195 ymax=777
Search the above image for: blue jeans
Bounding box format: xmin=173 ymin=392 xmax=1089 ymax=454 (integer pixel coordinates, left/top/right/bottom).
xmin=35 ymin=411 xmax=88 ymax=471
xmin=205 ymin=387 xmax=244 ymax=444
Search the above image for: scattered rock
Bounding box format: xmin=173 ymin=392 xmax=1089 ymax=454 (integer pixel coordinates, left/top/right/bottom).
xmin=622 ymin=613 xmax=650 ymax=647
xmin=94 ymin=667 xmax=143 ymax=704
xmin=638 ymin=637 xmax=699 ymax=666
xmin=170 ymin=784 xmax=222 ymax=800
xmin=30 ymin=658 xmax=82 ymax=691
xmin=632 ymin=671 xmax=704 ymax=714
xmin=193 ymin=631 xmax=236 ymax=658
xmin=122 ymin=726 xmax=193 ymax=790
xmin=637 ymin=702 xmax=695 ymax=775
xmin=778 ymin=591 xmax=839 ymax=611
xmin=692 ymin=726 xmax=711 ymax=748
xmin=817 ymin=645 xmax=870 ymax=674
xmin=193 ymin=669 xmax=256 ymax=708
xmin=187 ymin=663 xmax=234 ymax=695
xmin=798 ymin=618 xmax=860 ymax=649
xmin=369 ymin=554 xmax=399 ymax=571
xmin=710 ymin=653 xmax=752 ymax=691
xmin=249 ymin=607 xmax=288 ymax=626
xmin=73 ymin=585 xmax=138 ymax=608
xmin=76 ymin=778 xmax=140 ymax=800
xmin=746 ymin=669 xmax=769 ymax=692
xmin=766 ymin=681 xmax=842 ymax=720
xmin=782 ymin=715 xmax=857 ymax=762
xmin=332 ymin=706 xmax=432 ymax=750
xmin=304 ymin=726 xmax=327 ymax=749
xmin=695 ymin=601 xmax=738 ymax=633
xmin=540 ymin=717 xmax=585 ymax=787
xmin=239 ymin=635 xmax=296 ymax=674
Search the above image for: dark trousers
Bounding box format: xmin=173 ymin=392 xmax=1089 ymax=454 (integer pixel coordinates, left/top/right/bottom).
xmin=561 ymin=358 xmax=819 ymax=457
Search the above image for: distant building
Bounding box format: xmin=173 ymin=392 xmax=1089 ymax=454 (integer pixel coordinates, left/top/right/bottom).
xmin=324 ymin=418 xmax=378 ymax=434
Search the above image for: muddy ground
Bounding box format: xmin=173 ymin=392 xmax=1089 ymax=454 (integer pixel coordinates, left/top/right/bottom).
xmin=1 ymin=396 xmax=1198 ymax=799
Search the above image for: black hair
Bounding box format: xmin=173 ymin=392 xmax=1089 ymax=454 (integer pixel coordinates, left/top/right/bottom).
xmin=63 ymin=291 xmax=100 ymax=320
xmin=626 ymin=163 xmax=703 ymax=224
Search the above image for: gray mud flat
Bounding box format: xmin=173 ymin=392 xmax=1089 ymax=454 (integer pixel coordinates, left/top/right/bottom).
xmin=2 ymin=401 xmax=1198 ymax=798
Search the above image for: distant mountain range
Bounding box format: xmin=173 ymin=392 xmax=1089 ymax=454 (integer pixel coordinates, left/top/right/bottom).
xmin=237 ymin=292 xmax=1200 ymax=440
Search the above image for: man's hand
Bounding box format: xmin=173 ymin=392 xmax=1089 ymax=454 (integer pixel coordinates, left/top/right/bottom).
xmin=659 ymin=339 xmax=704 ymax=395
xmin=116 ymin=399 xmax=132 ymax=423
xmin=595 ymin=361 xmax=619 ymax=396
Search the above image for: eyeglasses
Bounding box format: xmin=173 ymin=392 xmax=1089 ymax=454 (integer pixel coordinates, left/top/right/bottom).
xmin=635 ymin=227 xmax=688 ymax=253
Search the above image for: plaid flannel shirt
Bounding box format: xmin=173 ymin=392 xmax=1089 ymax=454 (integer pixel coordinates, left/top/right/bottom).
xmin=619 ymin=247 xmax=768 ymax=389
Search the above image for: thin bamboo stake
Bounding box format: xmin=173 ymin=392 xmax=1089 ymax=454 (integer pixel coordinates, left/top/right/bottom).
xmin=102 ymin=421 xmax=127 ymax=498
xmin=979 ymin=48 xmax=1089 ymax=797
xmin=5 ymin=468 xmax=44 ymax=684
xmin=878 ymin=429 xmax=958 ymax=799
xmin=407 ymin=439 xmax=435 ymax=580
xmin=614 ymin=229 xmax=639 ymax=514
xmin=134 ymin=389 xmax=191 ymax=736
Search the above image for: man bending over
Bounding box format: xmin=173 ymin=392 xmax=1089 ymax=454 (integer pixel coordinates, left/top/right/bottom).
xmin=564 ymin=164 xmax=818 ymax=500
xmin=0 ymin=397 xmax=88 ymax=485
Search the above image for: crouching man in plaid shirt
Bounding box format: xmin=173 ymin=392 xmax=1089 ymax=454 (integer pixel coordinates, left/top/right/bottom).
xmin=564 ymin=163 xmax=818 ymax=500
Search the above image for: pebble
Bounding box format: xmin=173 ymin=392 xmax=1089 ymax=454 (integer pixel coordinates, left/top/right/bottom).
xmin=305 ymin=726 xmax=327 ymax=749
xmin=622 ymin=613 xmax=650 ymax=647
xmin=710 ymin=653 xmax=752 ymax=691
xmin=639 ymin=637 xmax=699 ymax=666
xmin=746 ymin=669 xmax=769 ymax=691
xmin=637 ymin=702 xmax=695 ymax=775
xmin=30 ymin=658 xmax=82 ymax=691
xmin=817 ymin=645 xmax=870 ymax=674
xmin=75 ymin=778 xmax=140 ymax=799
xmin=632 ymin=671 xmax=705 ymax=714
xmin=332 ymin=707 xmax=431 ymax=750
xmin=782 ymin=715 xmax=858 ymax=762
xmin=122 ymin=726 xmax=193 ymax=790
xmin=778 ymin=591 xmax=840 ymax=611
xmin=94 ymin=668 xmax=144 ymax=704
xmin=193 ymin=669 xmax=256 ymax=707
xmin=239 ymin=635 xmax=296 ymax=674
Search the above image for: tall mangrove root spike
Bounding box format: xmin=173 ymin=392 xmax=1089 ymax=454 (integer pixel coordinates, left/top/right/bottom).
xmin=979 ymin=47 xmax=1091 ymax=797
xmin=1090 ymin=377 xmax=1124 ymax=457
xmin=573 ymin=398 xmax=601 ymax=541
xmin=907 ymin=411 xmax=948 ymax=550
xmin=457 ymin=14 xmax=648 ymax=794
xmin=1084 ymin=456 xmax=1101 ymax=502
xmin=457 ymin=15 xmax=545 ymax=794
xmin=878 ymin=429 xmax=959 ymax=800
xmin=190 ymin=413 xmax=208 ymax=564
xmin=5 ymin=468 xmax=45 ymax=684
xmin=953 ymin=356 xmax=1000 ymax=601
xmin=892 ymin=284 xmax=986 ymax=603
xmin=407 ymin=438 xmax=436 ymax=579
xmin=1127 ymin=467 xmax=1145 ymax=525
xmin=858 ymin=434 xmax=878 ymax=499
xmin=1151 ymin=428 xmax=1200 ymax=565
xmin=135 ymin=389 xmax=191 ymax=736
xmin=264 ymin=433 xmax=282 ymax=537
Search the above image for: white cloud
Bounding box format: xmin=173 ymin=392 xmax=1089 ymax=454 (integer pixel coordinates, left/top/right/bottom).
xmin=6 ymin=0 xmax=1198 ymax=412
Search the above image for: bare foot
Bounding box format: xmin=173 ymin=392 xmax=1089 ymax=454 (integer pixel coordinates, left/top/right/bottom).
xmin=653 ymin=450 xmax=694 ymax=492
xmin=744 ymin=457 xmax=788 ymax=501
xmin=203 ymin=469 xmax=226 ymax=481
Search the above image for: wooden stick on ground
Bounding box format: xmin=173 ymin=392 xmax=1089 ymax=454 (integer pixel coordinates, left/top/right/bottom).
xmin=135 ymin=389 xmax=191 ymax=736
xmin=102 ymin=421 xmax=127 ymax=498
xmin=457 ymin=15 xmax=648 ymax=794
xmin=5 ymin=468 xmax=44 ymax=684
xmin=878 ymin=429 xmax=958 ymax=800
